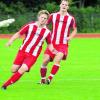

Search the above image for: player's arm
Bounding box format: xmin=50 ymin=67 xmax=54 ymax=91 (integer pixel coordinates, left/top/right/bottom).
xmin=48 ymin=44 xmax=55 ymax=52
xmin=67 ymin=27 xmax=77 ymax=40
xmin=47 ymin=14 xmax=53 ymax=25
xmin=67 ymin=17 xmax=77 ymax=40
xmin=6 ymin=32 xmax=20 ymax=47
xmin=6 ymin=24 xmax=29 ymax=47
xmin=46 ymin=32 xmax=58 ymax=53
xmin=46 ymin=32 xmax=54 ymax=51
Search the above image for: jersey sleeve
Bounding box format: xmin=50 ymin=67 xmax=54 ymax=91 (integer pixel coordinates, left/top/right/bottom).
xmin=18 ymin=24 xmax=29 ymax=35
xmin=46 ymin=32 xmax=51 ymax=44
xmin=70 ymin=17 xmax=77 ymax=29
xmin=47 ymin=14 xmax=53 ymax=25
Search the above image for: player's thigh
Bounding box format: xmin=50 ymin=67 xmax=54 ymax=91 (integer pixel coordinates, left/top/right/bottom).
xmin=18 ymin=64 xmax=28 ymax=74
xmin=54 ymin=52 xmax=64 ymax=63
xmin=11 ymin=64 xmax=20 ymax=73
xmin=13 ymin=50 xmax=25 ymax=65
xmin=21 ymin=55 xmax=37 ymax=72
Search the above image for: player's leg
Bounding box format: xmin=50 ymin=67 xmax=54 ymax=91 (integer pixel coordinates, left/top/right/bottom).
xmin=1 ymin=64 xmax=28 ymax=89
xmin=2 ymin=64 xmax=21 ymax=89
xmin=40 ymin=54 xmax=50 ymax=84
xmin=39 ymin=47 xmax=55 ymax=84
xmin=11 ymin=50 xmax=25 ymax=73
xmin=46 ymin=52 xmax=64 ymax=84
xmin=1 ymin=51 xmax=25 ymax=89
xmin=11 ymin=64 xmax=20 ymax=73
xmin=1 ymin=53 xmax=38 ymax=89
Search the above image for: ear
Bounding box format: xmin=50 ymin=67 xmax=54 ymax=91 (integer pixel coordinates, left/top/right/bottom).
xmin=67 ymin=6 xmax=69 ymax=9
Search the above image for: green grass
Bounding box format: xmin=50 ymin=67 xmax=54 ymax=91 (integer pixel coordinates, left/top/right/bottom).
xmin=0 ymin=38 xmax=100 ymax=100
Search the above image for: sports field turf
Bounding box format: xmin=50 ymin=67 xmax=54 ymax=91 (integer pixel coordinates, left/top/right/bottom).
xmin=0 ymin=38 xmax=100 ymax=100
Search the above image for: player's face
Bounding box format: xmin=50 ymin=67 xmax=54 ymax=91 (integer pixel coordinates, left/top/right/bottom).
xmin=38 ymin=14 xmax=48 ymax=25
xmin=60 ymin=1 xmax=69 ymax=12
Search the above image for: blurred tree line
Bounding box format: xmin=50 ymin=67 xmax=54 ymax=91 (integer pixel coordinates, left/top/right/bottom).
xmin=0 ymin=0 xmax=100 ymax=33
xmin=2 ymin=0 xmax=100 ymax=8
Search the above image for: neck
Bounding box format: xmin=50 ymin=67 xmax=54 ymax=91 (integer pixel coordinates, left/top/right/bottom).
xmin=36 ymin=21 xmax=45 ymax=28
xmin=59 ymin=10 xmax=67 ymax=16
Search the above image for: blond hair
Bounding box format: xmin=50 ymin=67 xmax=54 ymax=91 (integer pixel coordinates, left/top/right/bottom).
xmin=38 ymin=10 xmax=50 ymax=19
xmin=61 ymin=0 xmax=69 ymax=3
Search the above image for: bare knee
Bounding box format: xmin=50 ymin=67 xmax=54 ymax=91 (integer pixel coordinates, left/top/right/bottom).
xmin=54 ymin=59 xmax=61 ymax=65
xmin=43 ymin=59 xmax=49 ymax=66
xmin=54 ymin=53 xmax=64 ymax=65
xmin=42 ymin=54 xmax=50 ymax=66
xmin=18 ymin=64 xmax=28 ymax=74
xmin=11 ymin=65 xmax=20 ymax=73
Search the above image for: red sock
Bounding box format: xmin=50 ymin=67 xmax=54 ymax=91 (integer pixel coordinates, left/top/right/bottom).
xmin=48 ymin=64 xmax=60 ymax=81
xmin=40 ymin=67 xmax=47 ymax=83
xmin=40 ymin=67 xmax=47 ymax=77
xmin=3 ymin=71 xmax=23 ymax=87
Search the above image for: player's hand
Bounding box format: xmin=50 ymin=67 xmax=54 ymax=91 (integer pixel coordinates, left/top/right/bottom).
xmin=48 ymin=44 xmax=58 ymax=54
xmin=48 ymin=44 xmax=54 ymax=52
xmin=67 ymin=37 xmax=71 ymax=41
xmin=5 ymin=41 xmax=12 ymax=47
xmin=52 ymin=49 xmax=58 ymax=54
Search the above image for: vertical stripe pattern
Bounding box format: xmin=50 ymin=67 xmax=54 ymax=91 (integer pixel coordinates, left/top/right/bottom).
xmin=19 ymin=23 xmax=50 ymax=56
xmin=51 ymin=12 xmax=76 ymax=44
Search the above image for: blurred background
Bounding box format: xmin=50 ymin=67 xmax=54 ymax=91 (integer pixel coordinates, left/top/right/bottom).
xmin=0 ymin=0 xmax=100 ymax=33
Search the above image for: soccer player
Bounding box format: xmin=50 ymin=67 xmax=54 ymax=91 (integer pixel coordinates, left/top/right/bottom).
xmin=39 ymin=0 xmax=77 ymax=84
xmin=1 ymin=10 xmax=52 ymax=89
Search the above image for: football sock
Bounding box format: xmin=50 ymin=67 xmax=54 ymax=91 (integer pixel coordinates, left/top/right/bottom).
xmin=48 ymin=64 xmax=60 ymax=81
xmin=40 ymin=67 xmax=47 ymax=83
xmin=3 ymin=71 xmax=23 ymax=87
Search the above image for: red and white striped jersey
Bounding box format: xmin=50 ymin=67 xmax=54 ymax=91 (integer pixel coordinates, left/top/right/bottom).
xmin=18 ymin=22 xmax=51 ymax=56
xmin=47 ymin=12 xmax=77 ymax=45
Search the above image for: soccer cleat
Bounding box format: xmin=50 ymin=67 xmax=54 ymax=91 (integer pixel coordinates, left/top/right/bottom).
xmin=46 ymin=79 xmax=51 ymax=85
xmin=1 ymin=86 xmax=7 ymax=90
xmin=37 ymin=79 xmax=46 ymax=84
xmin=37 ymin=81 xmax=45 ymax=85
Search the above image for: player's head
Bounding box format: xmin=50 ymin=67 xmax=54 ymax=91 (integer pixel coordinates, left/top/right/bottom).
xmin=37 ymin=10 xmax=50 ymax=25
xmin=60 ymin=0 xmax=69 ymax=12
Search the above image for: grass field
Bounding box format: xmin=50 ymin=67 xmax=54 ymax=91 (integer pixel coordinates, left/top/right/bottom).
xmin=0 ymin=38 xmax=100 ymax=100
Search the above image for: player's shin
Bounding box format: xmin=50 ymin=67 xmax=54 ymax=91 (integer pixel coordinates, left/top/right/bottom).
xmin=2 ymin=71 xmax=23 ymax=89
xmin=40 ymin=65 xmax=47 ymax=83
xmin=47 ymin=64 xmax=60 ymax=84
